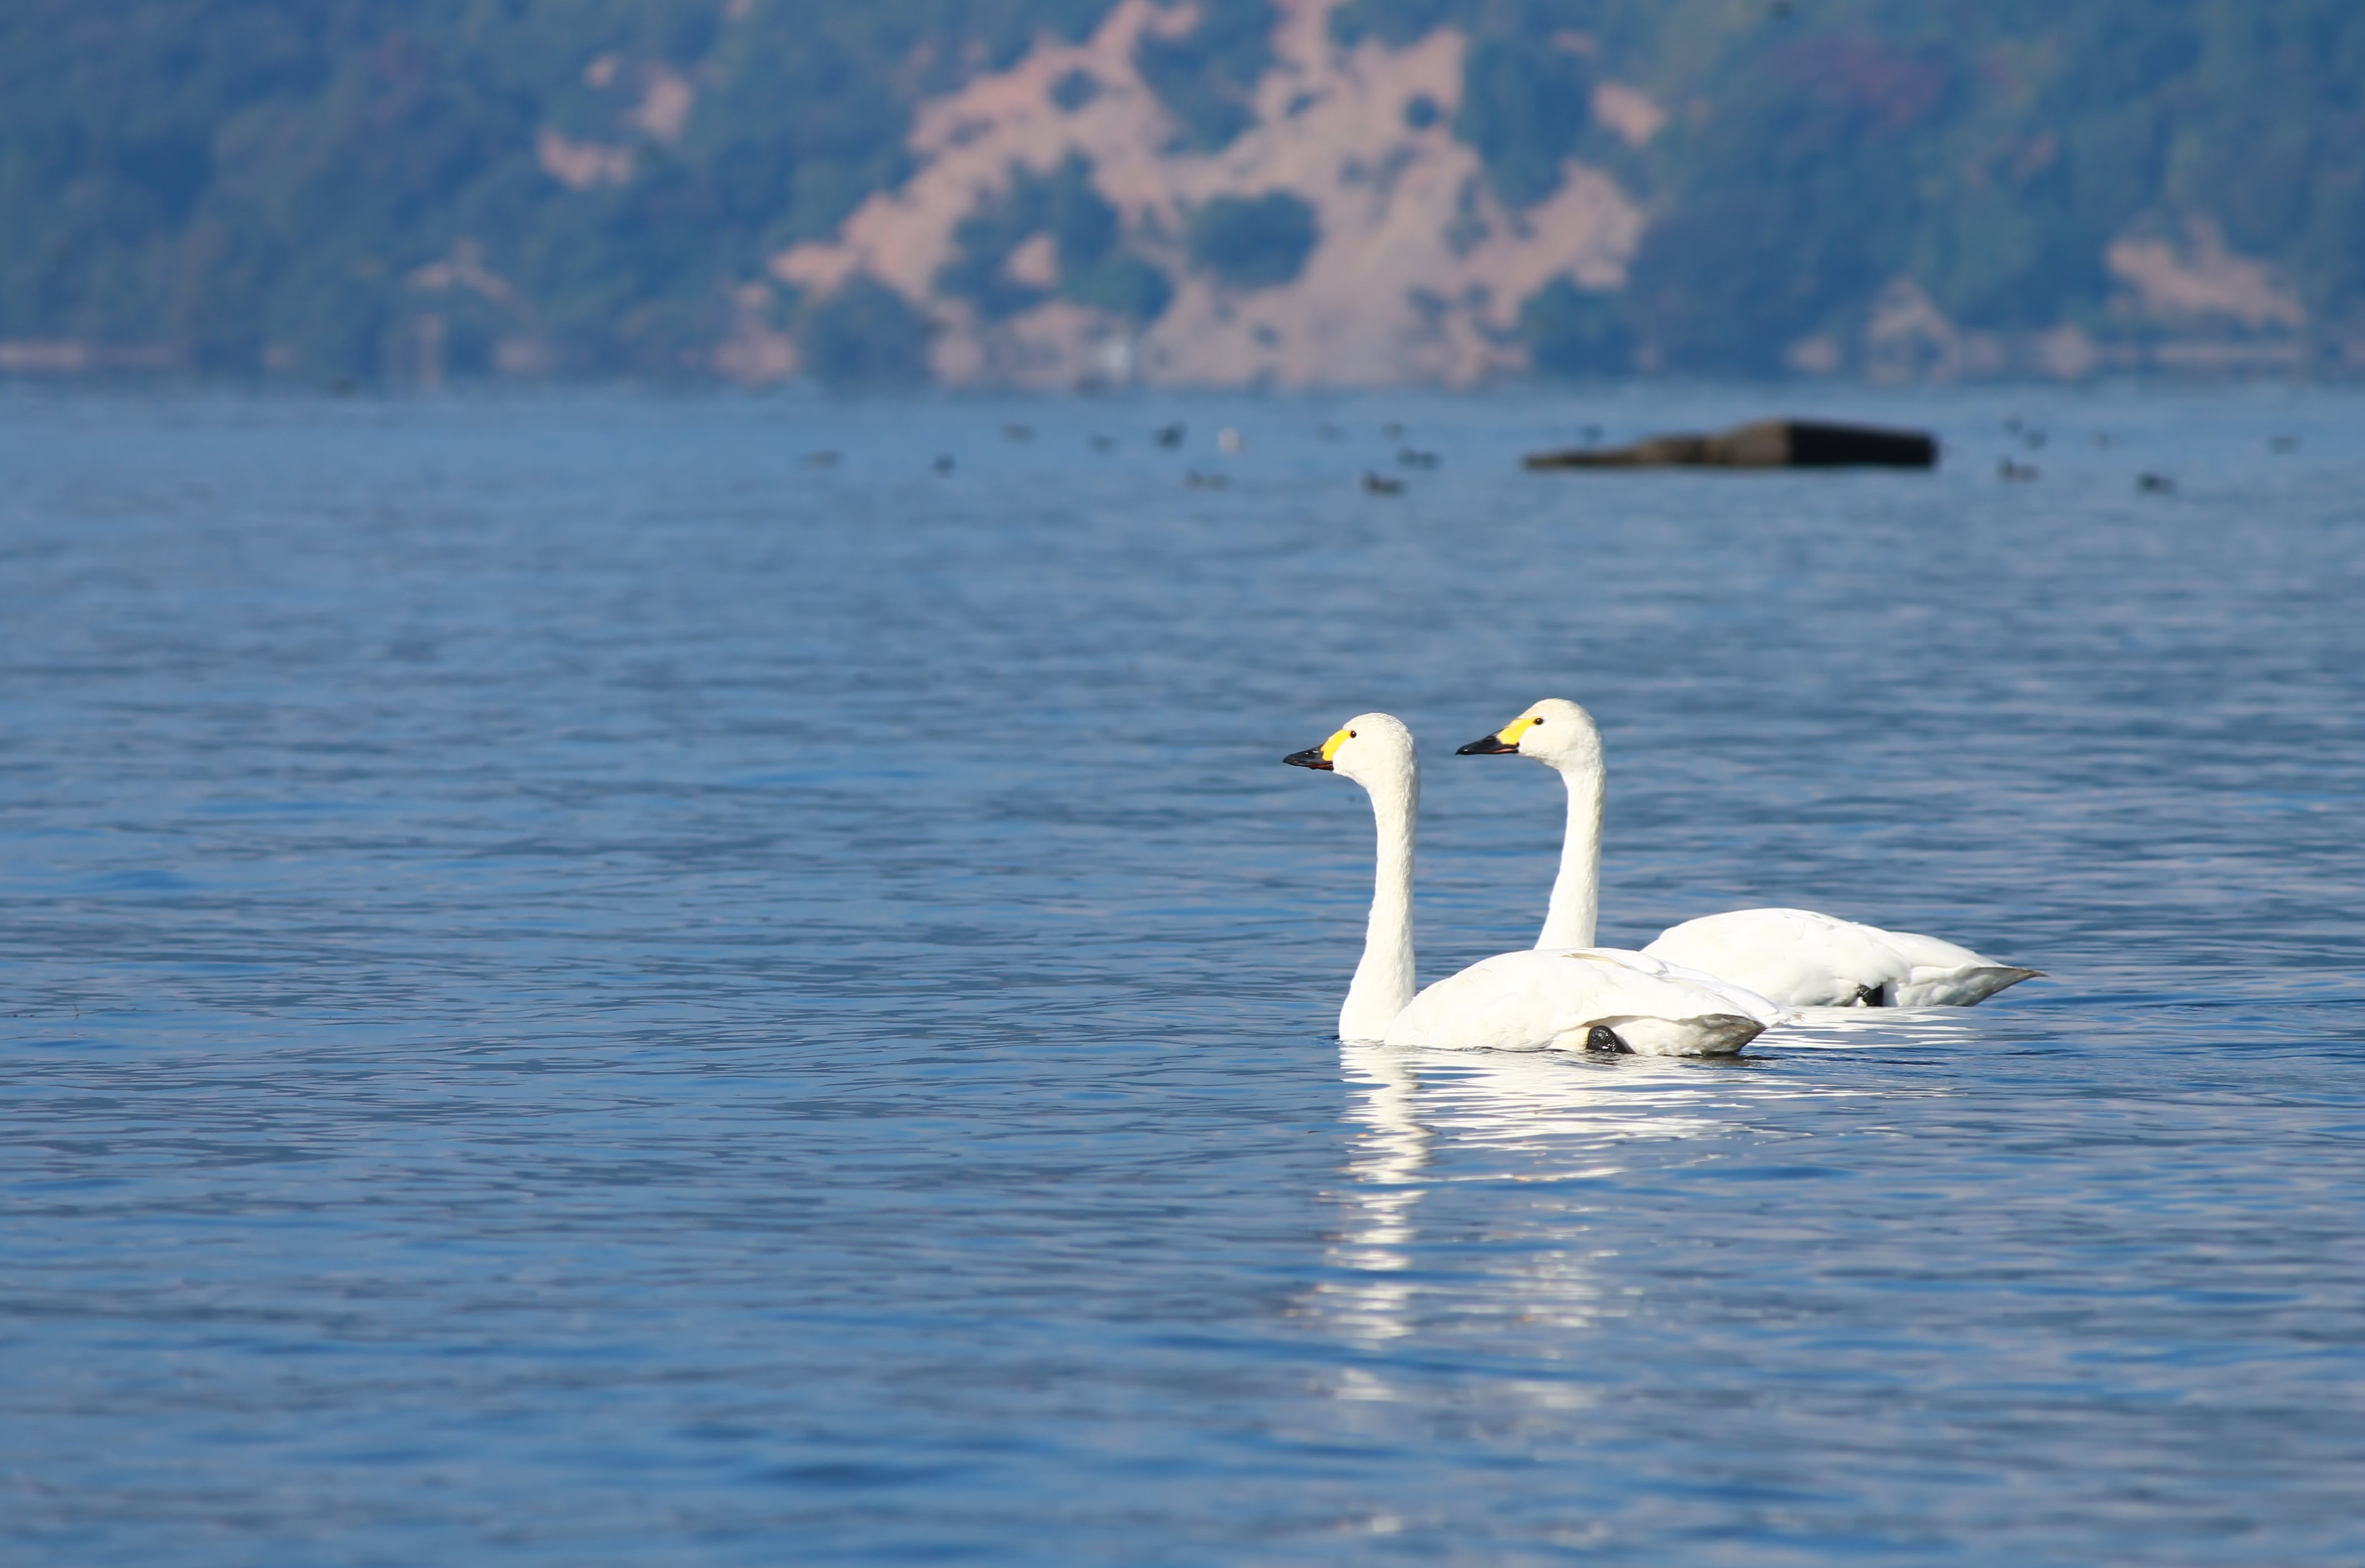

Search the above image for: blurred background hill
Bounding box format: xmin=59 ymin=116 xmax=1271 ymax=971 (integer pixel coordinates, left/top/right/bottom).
xmin=3 ymin=0 xmax=2358 ymax=387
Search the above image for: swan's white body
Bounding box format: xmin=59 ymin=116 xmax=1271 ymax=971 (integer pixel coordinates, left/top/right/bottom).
xmin=1386 ymin=947 xmax=1776 ymax=1055
xmin=1646 ymin=907 xmax=2037 ymax=1008
xmin=1460 ymin=700 xmax=2038 ymax=1010
xmin=1289 ymin=713 xmax=1772 ymax=1056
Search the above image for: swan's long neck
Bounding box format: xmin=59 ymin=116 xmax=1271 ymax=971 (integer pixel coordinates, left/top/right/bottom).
xmin=1340 ymin=760 xmax=1418 ymax=1042
xmin=1536 ymin=761 xmax=1603 ymax=951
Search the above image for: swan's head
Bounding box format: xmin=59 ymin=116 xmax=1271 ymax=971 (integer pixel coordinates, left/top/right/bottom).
xmin=1456 ymin=698 xmax=1603 ymax=773
xmin=1284 ymin=712 xmax=1415 ymax=790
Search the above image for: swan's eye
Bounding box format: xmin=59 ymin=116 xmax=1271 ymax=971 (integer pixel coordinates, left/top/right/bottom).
xmin=1347 ymin=729 xmax=1358 ymax=738
xmin=1531 ymin=717 xmax=1545 ymax=726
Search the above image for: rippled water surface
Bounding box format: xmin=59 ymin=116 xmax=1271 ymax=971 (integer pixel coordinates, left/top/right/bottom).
xmin=3 ymin=384 xmax=2363 ymax=1564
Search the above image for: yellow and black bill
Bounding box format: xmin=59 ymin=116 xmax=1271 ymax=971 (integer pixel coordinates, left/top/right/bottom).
xmin=1285 ymin=728 xmax=1352 ymax=770
xmin=1457 ymin=715 xmax=1537 ymax=755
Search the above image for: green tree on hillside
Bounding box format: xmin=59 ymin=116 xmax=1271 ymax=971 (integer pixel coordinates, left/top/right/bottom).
xmin=1186 ymin=192 xmax=1319 ymax=289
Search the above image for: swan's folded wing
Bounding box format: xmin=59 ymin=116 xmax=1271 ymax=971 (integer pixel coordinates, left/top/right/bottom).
xmin=1860 ymin=923 xmax=1992 ymax=972
xmin=1385 ymin=949 xmax=1765 ymax=1055
xmin=1584 ymin=947 xmax=1793 ymax=1025
xmin=1646 ymin=910 xmax=2040 ymax=1008
xmin=1644 ymin=908 xmax=1909 ymax=1008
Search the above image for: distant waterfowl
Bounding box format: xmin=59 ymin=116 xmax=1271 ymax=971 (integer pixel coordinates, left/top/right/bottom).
xmin=1396 ymin=447 xmax=1439 ymax=470
xmin=1286 ymin=714 xmax=1778 ymax=1055
xmin=1362 ymin=471 xmax=1404 ymax=495
xmin=1154 ymin=421 xmax=1186 ymax=448
xmin=1458 ymin=700 xmax=2039 ymax=1009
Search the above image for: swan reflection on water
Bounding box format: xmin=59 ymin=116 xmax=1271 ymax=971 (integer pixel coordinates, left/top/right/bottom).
xmin=1312 ymin=1012 xmax=1980 ymax=1348
xmin=1314 ymin=1045 xmax=1737 ymax=1347
xmin=1769 ymin=1005 xmax=1990 ymax=1051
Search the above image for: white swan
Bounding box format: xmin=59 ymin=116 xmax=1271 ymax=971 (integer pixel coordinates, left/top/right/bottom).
xmin=1456 ymin=699 xmax=2040 ymax=1008
xmin=1285 ymin=713 xmax=1779 ymax=1055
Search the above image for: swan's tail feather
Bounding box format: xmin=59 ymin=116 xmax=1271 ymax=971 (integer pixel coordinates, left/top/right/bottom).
xmin=1968 ymin=965 xmax=2044 ymax=999
xmin=1900 ymin=965 xmax=2043 ymax=1007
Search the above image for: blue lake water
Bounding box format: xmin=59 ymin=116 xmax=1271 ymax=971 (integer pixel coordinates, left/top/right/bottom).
xmin=2 ymin=382 xmax=2362 ymax=1564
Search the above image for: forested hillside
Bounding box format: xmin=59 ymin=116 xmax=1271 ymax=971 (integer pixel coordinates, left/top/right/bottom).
xmin=2 ymin=0 xmax=2358 ymax=384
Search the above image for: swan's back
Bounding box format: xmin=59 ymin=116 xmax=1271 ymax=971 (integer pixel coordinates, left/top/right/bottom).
xmin=1385 ymin=948 xmax=1767 ymax=1056
xmin=1645 ymin=908 xmax=2038 ymax=1008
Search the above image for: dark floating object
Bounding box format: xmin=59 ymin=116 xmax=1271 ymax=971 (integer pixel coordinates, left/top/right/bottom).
xmin=932 ymin=455 xmax=955 ymax=475
xmin=1998 ymin=458 xmax=2039 ymax=481
xmin=1362 ymin=470 xmax=1404 ymax=495
xmin=802 ymin=449 xmax=841 ymax=468
xmin=1089 ymin=434 xmax=1115 ymax=452
xmin=1154 ymin=421 xmax=1186 ymax=448
xmin=1002 ymin=422 xmax=1034 ymax=442
xmin=1526 ymin=418 xmax=1938 ymax=471
xmin=2137 ymin=472 xmax=2177 ymax=494
xmin=1184 ymin=470 xmax=1229 ymax=490
xmin=1396 ymin=447 xmax=1439 ymax=470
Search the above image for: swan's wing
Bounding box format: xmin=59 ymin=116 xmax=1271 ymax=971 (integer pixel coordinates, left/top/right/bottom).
xmin=1581 ymin=947 xmax=1793 ymax=1026
xmin=1646 ymin=908 xmax=2040 ymax=1008
xmin=1644 ymin=909 xmax=1909 ymax=1008
xmin=1857 ymin=924 xmax=1993 ymax=971
xmin=1386 ymin=949 xmax=1764 ymax=1056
